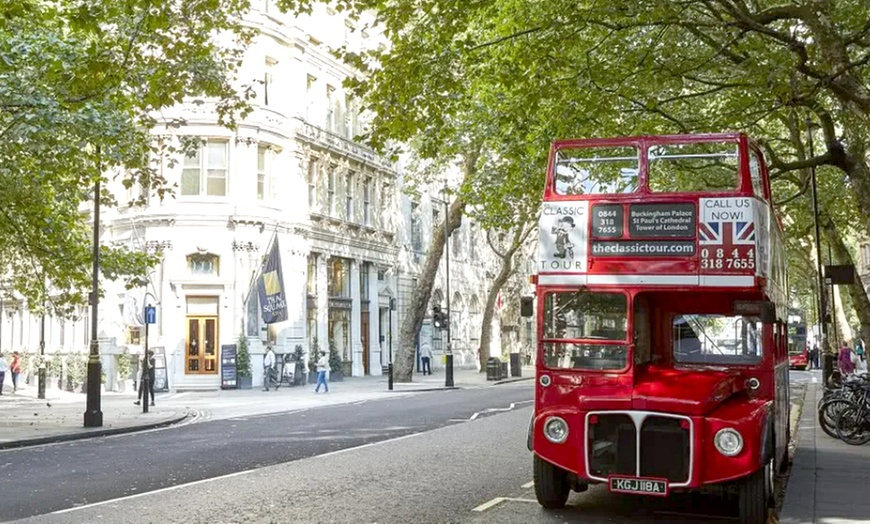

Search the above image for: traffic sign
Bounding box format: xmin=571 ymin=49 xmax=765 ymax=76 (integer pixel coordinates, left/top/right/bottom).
xmin=145 ymin=306 xmax=157 ymax=324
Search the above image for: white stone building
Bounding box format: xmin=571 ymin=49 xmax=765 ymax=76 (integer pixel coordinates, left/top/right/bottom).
xmin=0 ymin=4 xmax=530 ymax=390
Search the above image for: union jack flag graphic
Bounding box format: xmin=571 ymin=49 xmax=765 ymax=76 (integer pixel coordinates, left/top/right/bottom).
xmin=699 ymin=221 xmax=755 ymax=246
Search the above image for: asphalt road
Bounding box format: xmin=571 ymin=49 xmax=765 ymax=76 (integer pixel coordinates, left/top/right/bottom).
xmin=6 ymin=372 xmax=812 ymax=524
xmin=0 ymin=384 xmax=533 ymax=522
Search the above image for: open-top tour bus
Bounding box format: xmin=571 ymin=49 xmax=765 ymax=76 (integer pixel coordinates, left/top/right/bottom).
xmin=530 ymin=133 xmax=789 ymax=524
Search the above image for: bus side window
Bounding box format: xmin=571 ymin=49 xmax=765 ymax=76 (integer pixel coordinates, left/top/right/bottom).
xmin=633 ymin=295 xmax=651 ymax=365
xmin=749 ymin=151 xmax=768 ymax=201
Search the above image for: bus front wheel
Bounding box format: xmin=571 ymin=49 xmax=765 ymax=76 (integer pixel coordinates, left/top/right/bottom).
xmin=738 ymin=462 xmax=770 ymax=524
xmin=533 ymin=454 xmax=570 ymax=509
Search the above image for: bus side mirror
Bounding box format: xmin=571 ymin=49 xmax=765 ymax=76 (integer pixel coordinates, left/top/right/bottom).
xmin=521 ymin=296 xmax=534 ymax=317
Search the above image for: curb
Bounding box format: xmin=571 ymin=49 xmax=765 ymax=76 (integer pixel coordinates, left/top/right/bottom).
xmin=387 ymin=386 xmax=461 ymax=392
xmin=493 ymin=376 xmax=534 ymax=385
xmin=788 ymin=384 xmax=808 ymax=439
xmin=0 ymin=413 xmax=190 ymax=451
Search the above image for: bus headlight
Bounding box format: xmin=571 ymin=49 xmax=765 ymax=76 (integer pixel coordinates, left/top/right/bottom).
xmin=544 ymin=417 xmax=569 ymax=444
xmin=714 ymin=428 xmax=744 ymax=456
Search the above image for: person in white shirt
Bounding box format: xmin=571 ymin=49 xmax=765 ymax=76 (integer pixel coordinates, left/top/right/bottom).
xmin=314 ymin=351 xmax=329 ymax=393
xmin=263 ymin=346 xmax=276 ymax=391
xmin=420 ymin=344 xmax=433 ymax=375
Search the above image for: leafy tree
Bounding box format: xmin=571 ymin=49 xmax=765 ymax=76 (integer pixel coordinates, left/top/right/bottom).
xmin=0 ymin=0 xmax=253 ymax=315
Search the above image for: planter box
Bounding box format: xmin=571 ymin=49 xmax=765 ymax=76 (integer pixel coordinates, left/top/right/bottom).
xmin=238 ymin=376 xmax=252 ymax=389
xmin=330 ymin=370 xmax=344 ymax=382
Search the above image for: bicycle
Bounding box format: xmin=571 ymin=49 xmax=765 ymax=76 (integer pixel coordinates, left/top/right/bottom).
xmin=834 ymin=382 xmax=870 ymax=445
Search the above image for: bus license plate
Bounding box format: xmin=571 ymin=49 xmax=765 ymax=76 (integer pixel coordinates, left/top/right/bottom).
xmin=608 ymin=476 xmax=669 ymax=497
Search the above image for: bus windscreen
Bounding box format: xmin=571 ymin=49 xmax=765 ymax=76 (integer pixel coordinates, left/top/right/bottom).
xmin=554 ymin=146 xmax=638 ymax=195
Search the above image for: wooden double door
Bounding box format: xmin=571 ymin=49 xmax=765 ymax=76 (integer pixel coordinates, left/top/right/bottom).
xmin=186 ymin=316 xmax=218 ymax=374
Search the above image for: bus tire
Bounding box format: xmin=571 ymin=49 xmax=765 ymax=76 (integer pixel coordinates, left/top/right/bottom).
xmin=738 ymin=464 xmax=769 ymax=524
xmin=533 ymin=454 xmax=570 ymax=509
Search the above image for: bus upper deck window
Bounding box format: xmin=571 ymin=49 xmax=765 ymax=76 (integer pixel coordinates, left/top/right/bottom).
xmin=648 ymin=142 xmax=739 ymax=193
xmin=554 ymin=146 xmax=639 ymax=195
xmin=749 ymin=152 xmax=767 ymax=200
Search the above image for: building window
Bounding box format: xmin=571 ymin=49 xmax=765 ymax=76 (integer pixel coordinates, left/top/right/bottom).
xmin=306 ymin=74 xmax=317 ymax=121
xmin=308 ymin=158 xmax=318 ymax=208
xmin=360 ymin=262 xmax=369 ymax=301
xmin=326 ymin=85 xmax=335 ymax=132
xmin=264 ymin=58 xmax=276 ymax=106
xmin=181 ymin=140 xmax=228 ymax=197
xmin=328 ymin=258 xmax=350 ymax=297
xmin=469 ymin=222 xmax=478 ymax=261
xmin=307 ymin=254 xmax=317 ymax=295
xmin=411 ymin=202 xmax=422 ymax=252
xmin=382 ymin=182 xmax=392 ymax=228
xmin=246 ymin=293 xmax=259 ymax=337
xmin=188 ymin=253 xmax=219 ymax=276
xmin=346 ymin=171 xmax=355 ymax=221
xmin=363 ymin=177 xmax=372 ymax=226
xmin=378 ymin=269 xmax=386 ymax=281
xmin=452 ymin=227 xmax=462 ymax=258
xmin=257 ymin=147 xmax=268 ymax=200
xmin=327 ymin=165 xmax=337 ymax=216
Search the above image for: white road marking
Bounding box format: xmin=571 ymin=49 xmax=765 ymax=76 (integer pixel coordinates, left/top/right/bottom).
xmin=51 ymin=429 xmax=427 ymax=515
xmin=472 ymin=497 xmax=506 ymax=512
xmin=522 ymin=481 xmax=534 ymax=489
xmin=472 ymin=497 xmax=538 ymax=512
xmin=52 ymin=469 xmax=255 ymax=514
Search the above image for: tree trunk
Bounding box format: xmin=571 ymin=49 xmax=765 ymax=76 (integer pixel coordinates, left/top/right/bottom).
xmin=478 ymin=256 xmax=513 ymax=371
xmin=394 ymin=196 xmax=466 ymax=381
xmin=477 ymin=224 xmax=531 ymax=371
xmin=822 ymin=218 xmax=870 ymax=347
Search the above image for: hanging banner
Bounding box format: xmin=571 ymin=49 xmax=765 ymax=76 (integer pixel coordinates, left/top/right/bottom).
xmin=258 ymin=237 xmax=288 ymax=324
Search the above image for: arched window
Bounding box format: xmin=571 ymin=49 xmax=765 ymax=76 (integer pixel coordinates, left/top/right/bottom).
xmin=187 ymin=253 xmax=219 ymax=276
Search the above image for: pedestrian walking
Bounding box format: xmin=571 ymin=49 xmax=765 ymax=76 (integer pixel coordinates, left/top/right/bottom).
xmin=811 ymin=344 xmax=820 ymax=370
xmin=0 ymin=353 xmax=7 ymax=395
xmin=134 ymin=350 xmax=156 ymax=406
xmin=314 ymin=351 xmax=329 ymax=393
xmin=10 ymin=351 xmax=21 ymax=392
xmin=856 ymin=340 xmax=865 ymax=363
xmin=838 ymin=344 xmax=856 ymax=376
xmin=263 ymin=345 xmax=276 ymax=391
xmin=420 ymin=344 xmax=433 ymax=375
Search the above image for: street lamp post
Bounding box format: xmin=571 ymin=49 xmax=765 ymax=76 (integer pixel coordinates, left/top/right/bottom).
xmin=388 ymin=296 xmax=395 ymax=391
xmin=806 ymin=117 xmax=832 ymax=383
xmin=84 ymin=155 xmax=103 ymax=428
xmin=38 ymin=309 xmax=45 ymax=399
xmin=444 ymin=184 xmax=454 ymax=388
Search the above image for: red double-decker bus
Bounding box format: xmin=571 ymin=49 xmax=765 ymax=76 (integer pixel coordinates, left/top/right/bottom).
xmin=529 ymin=133 xmax=789 ymax=524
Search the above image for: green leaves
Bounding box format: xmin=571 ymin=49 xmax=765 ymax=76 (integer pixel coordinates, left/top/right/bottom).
xmin=0 ymin=0 xmax=252 ymax=316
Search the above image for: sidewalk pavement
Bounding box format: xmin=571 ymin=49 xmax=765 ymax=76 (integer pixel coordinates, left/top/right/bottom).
xmin=780 ymin=377 xmax=870 ymax=523
xmin=0 ymin=365 xmax=534 ymax=450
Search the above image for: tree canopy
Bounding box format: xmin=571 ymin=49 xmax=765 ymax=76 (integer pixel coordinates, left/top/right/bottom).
xmin=278 ymin=0 xmax=870 ymax=344
xmin=0 ymin=0 xmax=252 ymax=314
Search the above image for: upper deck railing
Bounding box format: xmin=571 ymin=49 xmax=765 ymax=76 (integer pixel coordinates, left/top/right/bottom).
xmin=537 ymin=133 xmax=787 ymax=296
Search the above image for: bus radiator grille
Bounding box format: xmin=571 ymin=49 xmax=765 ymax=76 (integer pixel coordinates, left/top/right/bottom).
xmin=640 ymin=416 xmax=690 ymax=483
xmin=587 ymin=414 xmax=636 ymax=478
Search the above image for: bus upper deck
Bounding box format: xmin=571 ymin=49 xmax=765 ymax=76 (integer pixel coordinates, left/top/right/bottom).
xmin=538 ymin=133 xmax=787 ymax=308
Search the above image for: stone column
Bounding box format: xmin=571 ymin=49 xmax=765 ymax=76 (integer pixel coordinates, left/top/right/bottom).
xmin=350 ymin=259 xmax=362 ymax=376
xmin=368 ymin=266 xmax=382 ymax=375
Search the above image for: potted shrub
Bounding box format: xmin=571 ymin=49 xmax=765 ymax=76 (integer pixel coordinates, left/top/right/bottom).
xmin=237 ymin=334 xmax=253 ymax=389
xmin=291 ymin=344 xmax=305 ymax=385
xmin=308 ymin=338 xmax=321 ymax=384
xmin=329 ymin=341 xmax=344 ymax=382
xmin=116 ymin=349 xmax=133 ymax=393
